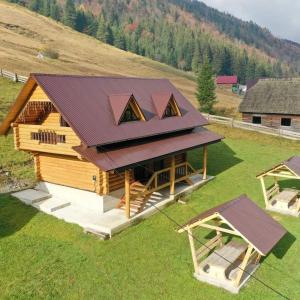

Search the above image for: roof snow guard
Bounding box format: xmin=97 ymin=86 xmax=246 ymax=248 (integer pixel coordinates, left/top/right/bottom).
xmin=180 ymin=195 xmax=287 ymax=256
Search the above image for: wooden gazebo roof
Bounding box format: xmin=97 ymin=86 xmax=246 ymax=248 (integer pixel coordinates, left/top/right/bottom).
xmin=257 ymin=156 xmax=300 ymax=179
xmin=179 ymin=195 xmax=286 ymax=256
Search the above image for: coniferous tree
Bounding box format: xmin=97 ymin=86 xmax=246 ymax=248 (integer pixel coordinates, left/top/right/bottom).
xmin=50 ymin=0 xmax=61 ymax=21
xmin=196 ymin=57 xmax=217 ymax=113
xmin=192 ymin=41 xmax=201 ymax=73
xmin=96 ymin=15 xmax=107 ymax=42
xmin=29 ymin=0 xmax=42 ymax=12
xmin=63 ymin=0 xmax=76 ymax=28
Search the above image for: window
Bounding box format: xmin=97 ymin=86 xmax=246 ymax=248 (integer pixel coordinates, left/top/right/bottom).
xmin=163 ymin=102 xmax=177 ymax=118
xmin=60 ymin=116 xmax=70 ymax=127
xmin=120 ymin=105 xmax=139 ymax=123
xmin=252 ymin=116 xmax=261 ymax=124
xmin=281 ymin=118 xmax=291 ymax=127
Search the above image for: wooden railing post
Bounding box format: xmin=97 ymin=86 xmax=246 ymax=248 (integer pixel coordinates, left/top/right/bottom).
xmin=203 ymin=145 xmax=207 ymax=180
xmin=125 ymin=169 xmax=131 ymax=219
xmin=170 ymin=155 xmax=175 ymax=196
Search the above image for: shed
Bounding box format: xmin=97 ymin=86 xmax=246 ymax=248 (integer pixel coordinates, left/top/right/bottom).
xmin=216 ymin=75 xmax=238 ymax=85
xmin=240 ymin=78 xmax=300 ymax=131
xmin=178 ymin=195 xmax=286 ymax=293
xmin=257 ymin=156 xmax=300 ymax=216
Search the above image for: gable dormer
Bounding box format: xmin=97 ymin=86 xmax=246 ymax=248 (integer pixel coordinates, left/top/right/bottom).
xmin=109 ymin=93 xmax=145 ymax=125
xmin=152 ymin=92 xmax=181 ymax=119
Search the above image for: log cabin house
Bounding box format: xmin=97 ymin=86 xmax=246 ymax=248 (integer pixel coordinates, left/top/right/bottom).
xmin=240 ymin=78 xmax=300 ymax=132
xmin=0 ymin=74 xmax=222 ymax=233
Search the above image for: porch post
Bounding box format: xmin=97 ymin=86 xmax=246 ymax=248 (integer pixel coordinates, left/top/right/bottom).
xmin=125 ymin=169 xmax=131 ymax=219
xmin=203 ymin=145 xmax=207 ymax=180
xmin=170 ymin=155 xmax=175 ymax=197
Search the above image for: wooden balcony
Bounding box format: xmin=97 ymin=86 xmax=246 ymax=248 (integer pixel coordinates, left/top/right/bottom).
xmin=14 ymin=124 xmax=81 ymax=156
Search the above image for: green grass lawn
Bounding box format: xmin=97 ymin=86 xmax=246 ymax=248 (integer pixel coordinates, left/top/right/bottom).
xmin=1 ymin=124 xmax=300 ymax=299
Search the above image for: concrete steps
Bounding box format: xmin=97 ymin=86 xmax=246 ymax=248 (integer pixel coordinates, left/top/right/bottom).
xmin=33 ymin=197 xmax=71 ymax=213
xmin=12 ymin=189 xmax=52 ymax=205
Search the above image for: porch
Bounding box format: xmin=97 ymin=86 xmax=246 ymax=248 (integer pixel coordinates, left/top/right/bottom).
xmin=12 ymin=173 xmax=213 ymax=237
xmin=117 ymin=149 xmax=208 ymax=219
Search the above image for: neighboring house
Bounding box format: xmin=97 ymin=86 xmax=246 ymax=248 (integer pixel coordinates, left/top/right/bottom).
xmin=0 ymin=74 xmax=222 ymax=226
xmin=216 ymin=75 xmax=238 ymax=89
xmin=239 ymin=78 xmax=300 ymax=132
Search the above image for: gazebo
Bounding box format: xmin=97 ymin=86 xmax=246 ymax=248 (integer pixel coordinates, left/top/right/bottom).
xmin=257 ymin=156 xmax=300 ymax=216
xmin=178 ymin=195 xmax=286 ymax=293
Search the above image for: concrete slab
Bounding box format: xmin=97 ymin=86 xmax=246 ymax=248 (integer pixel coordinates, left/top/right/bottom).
xmin=194 ymin=263 xmax=260 ymax=294
xmin=12 ymin=189 xmax=51 ymax=205
xmin=266 ymin=205 xmax=300 ymax=217
xmin=12 ymin=174 xmax=213 ymax=237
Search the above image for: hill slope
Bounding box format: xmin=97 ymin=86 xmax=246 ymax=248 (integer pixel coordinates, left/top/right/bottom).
xmin=0 ymin=1 xmax=239 ymax=110
xmin=8 ymin=0 xmax=298 ymax=83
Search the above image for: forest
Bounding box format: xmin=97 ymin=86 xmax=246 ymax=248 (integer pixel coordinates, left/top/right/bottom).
xmin=9 ymin=0 xmax=296 ymax=83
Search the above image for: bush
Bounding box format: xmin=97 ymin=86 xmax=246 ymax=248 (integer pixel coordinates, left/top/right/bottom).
xmin=41 ymin=47 xmax=59 ymax=59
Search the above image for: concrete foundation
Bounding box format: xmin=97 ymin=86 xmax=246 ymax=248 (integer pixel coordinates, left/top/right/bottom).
xmin=12 ymin=174 xmax=213 ymax=237
xmin=194 ymin=263 xmax=260 ymax=294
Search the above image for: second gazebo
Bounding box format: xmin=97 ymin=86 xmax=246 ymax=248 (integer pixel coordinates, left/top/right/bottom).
xmin=257 ymin=156 xmax=300 ymax=216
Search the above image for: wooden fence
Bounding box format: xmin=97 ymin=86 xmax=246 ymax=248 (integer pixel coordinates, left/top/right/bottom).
xmin=203 ymin=113 xmax=300 ymax=141
xmin=0 ymin=69 xmax=28 ymax=83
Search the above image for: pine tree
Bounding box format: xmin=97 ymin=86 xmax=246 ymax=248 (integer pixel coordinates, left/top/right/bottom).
xmin=96 ymin=15 xmax=107 ymax=42
xmin=29 ymin=0 xmax=42 ymax=12
xmin=50 ymin=0 xmax=61 ymax=21
xmin=192 ymin=41 xmax=201 ymax=73
xmin=63 ymin=0 xmax=76 ymax=28
xmin=196 ymin=57 xmax=217 ymax=113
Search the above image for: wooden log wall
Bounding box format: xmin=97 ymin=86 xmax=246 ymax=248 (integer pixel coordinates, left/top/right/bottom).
xmin=38 ymin=154 xmax=101 ymax=192
xmin=108 ymin=170 xmax=134 ymax=192
xmin=242 ymin=113 xmax=300 ymax=132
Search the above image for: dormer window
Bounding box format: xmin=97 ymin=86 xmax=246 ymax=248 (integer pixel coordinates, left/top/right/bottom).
xmin=109 ymin=93 xmax=145 ymax=125
xmin=152 ymin=92 xmax=181 ymax=119
xmin=121 ymin=104 xmax=140 ymax=123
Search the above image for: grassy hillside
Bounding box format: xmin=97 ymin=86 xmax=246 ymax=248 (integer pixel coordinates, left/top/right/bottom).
xmin=0 ymin=1 xmax=240 ymax=110
xmin=0 ymin=125 xmax=300 ymax=299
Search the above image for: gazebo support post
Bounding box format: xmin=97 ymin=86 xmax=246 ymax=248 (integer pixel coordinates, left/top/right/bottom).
xmin=260 ymin=176 xmax=269 ymax=207
xmin=187 ymin=227 xmax=198 ymax=273
xmin=203 ymin=145 xmax=207 ymax=180
xmin=235 ymin=245 xmax=253 ymax=287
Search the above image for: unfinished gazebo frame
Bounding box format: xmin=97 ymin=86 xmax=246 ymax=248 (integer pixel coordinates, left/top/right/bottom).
xmin=179 ymin=213 xmax=261 ymax=292
xmin=257 ymin=159 xmax=300 ymax=217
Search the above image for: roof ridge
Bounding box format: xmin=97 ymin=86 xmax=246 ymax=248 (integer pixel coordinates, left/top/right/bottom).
xmin=32 ymin=73 xmax=170 ymax=81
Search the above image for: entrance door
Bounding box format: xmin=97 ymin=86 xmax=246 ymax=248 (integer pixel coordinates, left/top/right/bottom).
xmin=134 ymin=165 xmax=151 ymax=183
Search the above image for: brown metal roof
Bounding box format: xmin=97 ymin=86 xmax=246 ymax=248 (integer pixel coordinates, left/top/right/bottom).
xmin=108 ymin=94 xmax=133 ymax=125
xmin=73 ymin=127 xmax=222 ymax=171
xmin=183 ymin=195 xmax=287 ymax=256
xmin=284 ymin=156 xmax=300 ymax=176
xmin=257 ymin=156 xmax=300 ymax=178
xmin=30 ymin=74 xmax=208 ymax=147
xmin=152 ymin=92 xmax=174 ymax=119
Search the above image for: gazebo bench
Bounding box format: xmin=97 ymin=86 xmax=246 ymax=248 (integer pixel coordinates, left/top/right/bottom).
xmin=198 ymin=240 xmax=248 ymax=281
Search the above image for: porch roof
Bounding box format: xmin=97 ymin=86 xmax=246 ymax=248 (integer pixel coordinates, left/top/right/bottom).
xmin=73 ymin=127 xmax=222 ymax=171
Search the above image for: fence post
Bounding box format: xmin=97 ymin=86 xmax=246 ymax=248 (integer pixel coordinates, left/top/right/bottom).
xmin=14 ymin=73 xmax=18 ymax=82
xmin=231 ymin=118 xmax=234 ymax=128
xmin=0 ymin=69 xmax=2 ymax=77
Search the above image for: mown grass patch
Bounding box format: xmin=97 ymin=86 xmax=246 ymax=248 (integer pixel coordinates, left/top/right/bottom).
xmin=1 ymin=125 xmax=300 ymax=299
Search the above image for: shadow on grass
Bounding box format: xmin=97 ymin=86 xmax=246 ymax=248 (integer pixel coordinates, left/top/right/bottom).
xmin=271 ymin=231 xmax=296 ymax=259
xmin=279 ymin=179 xmax=300 ymax=190
xmin=0 ymin=194 xmax=37 ymax=238
xmin=189 ymin=141 xmax=242 ymax=176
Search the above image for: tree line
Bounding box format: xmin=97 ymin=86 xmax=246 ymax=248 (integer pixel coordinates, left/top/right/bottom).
xmin=10 ymin=0 xmax=290 ymax=84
